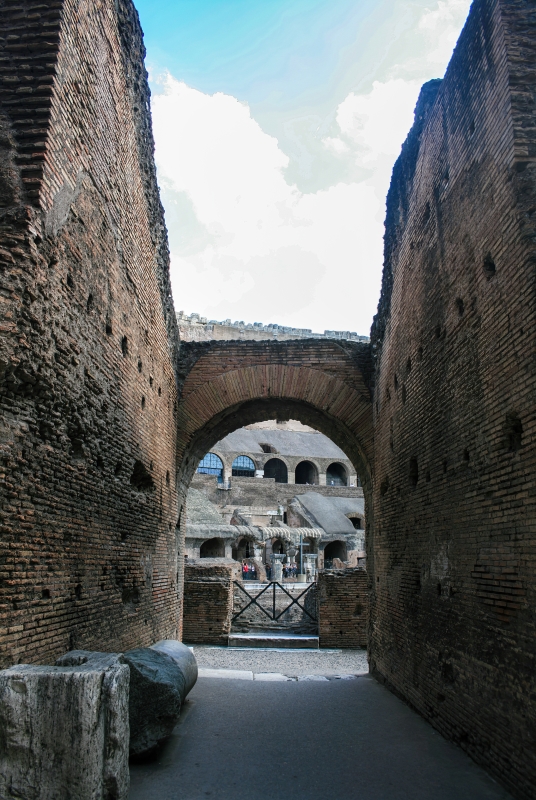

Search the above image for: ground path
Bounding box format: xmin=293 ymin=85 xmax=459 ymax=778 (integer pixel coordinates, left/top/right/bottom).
xmin=129 ymin=649 xmax=511 ymax=800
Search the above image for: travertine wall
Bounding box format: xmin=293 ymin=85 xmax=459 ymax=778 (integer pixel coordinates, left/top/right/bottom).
xmin=317 ymin=569 xmax=368 ymax=648
xmin=370 ymin=1 xmax=535 ymax=796
xmin=0 ymin=0 xmax=180 ymax=667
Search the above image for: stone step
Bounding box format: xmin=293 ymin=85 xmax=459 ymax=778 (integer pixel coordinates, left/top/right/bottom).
xmin=228 ymin=633 xmax=319 ymax=649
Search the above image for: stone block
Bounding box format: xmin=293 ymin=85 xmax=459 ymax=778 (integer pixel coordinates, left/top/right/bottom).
xmin=151 ymin=640 xmax=198 ymax=697
xmin=124 ymin=648 xmax=185 ymax=756
xmin=0 ymin=654 xmax=129 ymax=800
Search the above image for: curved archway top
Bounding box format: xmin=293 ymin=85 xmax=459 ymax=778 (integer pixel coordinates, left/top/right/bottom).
xmin=176 ymin=341 xmax=373 ymax=493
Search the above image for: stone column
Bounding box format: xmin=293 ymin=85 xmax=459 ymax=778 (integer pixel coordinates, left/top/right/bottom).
xmin=319 ymin=472 xmax=327 ymax=486
xmin=287 ymin=469 xmax=295 ymax=484
xmin=270 ymin=554 xmax=285 ymax=582
xmin=0 ymin=653 xmax=130 ymax=800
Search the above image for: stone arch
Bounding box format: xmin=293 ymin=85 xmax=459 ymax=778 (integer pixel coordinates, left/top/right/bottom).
xmin=326 ymin=461 xmax=348 ymax=486
xmin=200 ymin=538 xmax=225 ymax=558
xmin=231 ymin=454 xmax=256 ymax=477
xmin=295 ymin=459 xmax=320 ymax=485
xmin=263 ymin=457 xmax=288 ymax=483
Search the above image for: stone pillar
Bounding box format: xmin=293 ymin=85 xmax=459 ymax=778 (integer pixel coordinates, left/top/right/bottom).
xmin=0 ymin=653 xmax=129 ymax=800
xmin=319 ymin=472 xmax=327 ymax=486
xmin=349 ymin=474 xmax=357 ymax=486
xmin=287 ymin=470 xmax=295 ymax=484
xmin=270 ymin=554 xmax=285 ymax=582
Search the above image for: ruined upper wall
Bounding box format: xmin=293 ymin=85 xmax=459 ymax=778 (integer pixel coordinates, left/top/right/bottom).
xmin=370 ymin=1 xmax=536 ymax=797
xmin=0 ymin=0 xmax=180 ymax=665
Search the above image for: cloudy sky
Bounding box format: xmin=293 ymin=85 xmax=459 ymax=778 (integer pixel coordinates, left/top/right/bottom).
xmin=135 ymin=0 xmax=472 ymax=336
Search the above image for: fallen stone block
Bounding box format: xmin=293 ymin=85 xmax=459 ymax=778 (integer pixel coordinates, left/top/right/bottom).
xmin=0 ymin=654 xmax=129 ymax=800
xmin=124 ymin=648 xmax=185 ymax=756
xmin=151 ymin=639 xmax=198 ymax=696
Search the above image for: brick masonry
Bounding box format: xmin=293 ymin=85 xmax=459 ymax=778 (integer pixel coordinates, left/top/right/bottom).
xmin=370 ymin=1 xmax=536 ymax=797
xmin=182 ymin=559 xmax=240 ymax=645
xmin=0 ymin=0 xmax=180 ymax=667
xmin=317 ymin=569 xmax=368 ymax=649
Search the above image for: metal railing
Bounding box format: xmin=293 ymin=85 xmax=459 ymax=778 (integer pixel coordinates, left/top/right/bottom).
xmin=232 ymin=581 xmax=317 ymax=623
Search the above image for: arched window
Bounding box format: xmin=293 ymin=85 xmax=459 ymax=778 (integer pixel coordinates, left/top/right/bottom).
xmin=233 ymin=537 xmax=253 ymax=560
xmin=271 ymin=538 xmax=284 ymax=554
xmin=197 ymin=453 xmax=224 ymax=482
xmin=200 ymin=538 xmax=225 ymax=558
xmin=346 ymin=515 xmax=363 ymax=530
xmin=232 ymin=455 xmax=255 ymax=477
xmin=295 ymin=460 xmax=318 ymax=485
xmin=326 ymin=462 xmax=347 ymax=486
xmin=263 ymin=458 xmax=288 ymax=483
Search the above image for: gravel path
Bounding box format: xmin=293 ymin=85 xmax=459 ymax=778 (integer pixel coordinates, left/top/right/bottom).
xmin=191 ymin=645 xmax=368 ymax=676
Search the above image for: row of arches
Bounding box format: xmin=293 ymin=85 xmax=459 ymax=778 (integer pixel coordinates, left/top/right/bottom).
xmin=198 ymin=535 xmax=349 ymax=566
xmin=197 ymin=453 xmax=352 ymax=486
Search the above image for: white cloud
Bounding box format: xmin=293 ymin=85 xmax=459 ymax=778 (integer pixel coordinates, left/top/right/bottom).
xmin=151 ymin=0 xmax=472 ymax=334
xmin=152 ymin=76 xmax=384 ymax=332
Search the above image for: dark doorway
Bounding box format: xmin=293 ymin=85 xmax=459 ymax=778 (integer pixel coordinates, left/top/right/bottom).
xmin=323 ymin=540 xmax=347 ymax=566
xmin=200 ymin=538 xmax=225 ymax=557
xmin=295 ymin=460 xmax=318 ymax=485
xmin=264 ymin=458 xmax=288 ymax=483
xmin=326 ymin=462 xmax=347 ymax=486
xmin=271 ymin=538 xmax=284 ymax=554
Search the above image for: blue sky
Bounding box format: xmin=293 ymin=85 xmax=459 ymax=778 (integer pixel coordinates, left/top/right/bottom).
xmin=135 ymin=0 xmax=472 ymax=334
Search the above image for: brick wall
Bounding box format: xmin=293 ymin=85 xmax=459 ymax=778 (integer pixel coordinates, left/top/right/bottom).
xmin=182 ymin=559 xmax=240 ymax=645
xmin=317 ymin=569 xmax=368 ymax=648
xmin=0 ymin=0 xmax=180 ymax=667
xmin=370 ymin=1 xmax=536 ymax=796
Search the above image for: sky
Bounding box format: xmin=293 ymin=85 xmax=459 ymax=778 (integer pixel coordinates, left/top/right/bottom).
xmin=135 ymin=0 xmax=472 ymax=336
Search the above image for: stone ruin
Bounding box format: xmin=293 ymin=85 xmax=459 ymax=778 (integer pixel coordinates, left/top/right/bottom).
xmin=0 ymin=0 xmax=535 ymax=798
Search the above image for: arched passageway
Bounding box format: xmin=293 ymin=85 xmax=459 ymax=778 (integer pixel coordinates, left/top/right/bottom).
xmin=200 ymin=538 xmax=225 ymax=558
xmin=295 ymin=460 xmax=318 ymax=485
xmin=263 ymin=457 xmax=288 ymax=483
xmin=326 ymin=462 xmax=348 ymax=486
xmin=324 ymin=540 xmax=347 ymax=565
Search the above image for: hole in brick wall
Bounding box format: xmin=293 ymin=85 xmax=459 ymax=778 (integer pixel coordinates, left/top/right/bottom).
xmin=120 ymin=529 xmax=128 ymax=541
xmin=74 ymin=583 xmax=82 ymax=600
xmin=469 ymin=119 xmax=475 ymax=137
xmin=158 ymin=387 xmax=162 ymax=396
xmin=101 ymin=583 xmax=105 ymax=591
xmin=463 ymin=449 xmax=470 ymax=462
xmin=114 ymin=461 xmax=122 ymax=476
xmin=149 ymin=376 xmax=154 ymax=387
xmin=406 ymin=357 xmax=412 ymax=373
xmin=106 ymin=320 xmax=113 ymax=335
xmin=437 ymin=582 xmax=442 ymax=595
xmin=121 ymin=336 xmax=128 ymax=356
xmin=401 ymin=385 xmax=407 ymax=404
xmin=443 ymin=459 xmax=448 ymax=474
xmin=456 ymin=297 xmax=464 ymax=316
xmin=68 ymin=431 xmax=85 ymax=460
xmin=138 ymin=359 xmax=142 ymax=373
xmin=141 ymin=396 xmax=146 ymax=409
xmin=437 ymin=693 xmax=446 ymax=703
xmin=42 ymin=588 xmax=50 ymax=599
xmin=380 ymin=476 xmax=390 ymax=496
xmin=166 ymin=470 xmax=170 ymax=486
xmin=409 ymin=457 xmax=419 ymax=487
xmin=376 ymin=576 xmax=380 ymax=582
xmin=130 ymin=460 xmax=155 ymax=491
xmin=122 ymin=586 xmax=140 ymax=606
xmin=394 ymin=374 xmax=398 ymax=391
xmin=483 ymin=252 xmax=496 ymax=279
xmin=86 ymin=293 xmax=94 ymax=313
xmin=504 ymin=413 xmax=523 ymax=452
xmin=417 ymin=346 xmax=423 ymax=361
xmin=96 ymin=456 xmax=104 ymax=469
xmin=426 ymin=470 xmax=431 ymax=482
xmin=66 ymin=273 xmax=74 ymax=289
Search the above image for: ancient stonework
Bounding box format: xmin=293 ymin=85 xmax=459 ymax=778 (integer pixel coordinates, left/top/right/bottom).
xmin=370 ymin=1 xmax=536 ymax=796
xmin=317 ymin=568 xmax=368 ymax=649
xmin=0 ymin=0 xmax=180 ymax=667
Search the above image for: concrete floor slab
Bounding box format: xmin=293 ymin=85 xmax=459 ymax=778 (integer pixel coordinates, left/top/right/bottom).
xmin=129 ymin=675 xmax=512 ymax=800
